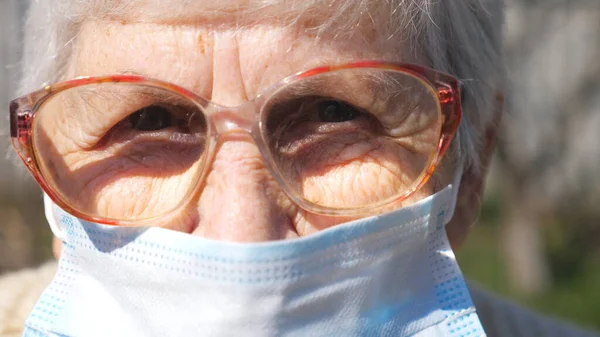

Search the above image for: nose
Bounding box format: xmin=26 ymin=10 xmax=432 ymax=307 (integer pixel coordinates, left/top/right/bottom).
xmin=190 ymin=133 xmax=299 ymax=242
xmin=188 ymin=32 xmax=298 ymax=242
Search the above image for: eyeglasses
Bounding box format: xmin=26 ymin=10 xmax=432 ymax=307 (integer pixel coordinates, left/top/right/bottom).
xmin=10 ymin=61 xmax=461 ymax=226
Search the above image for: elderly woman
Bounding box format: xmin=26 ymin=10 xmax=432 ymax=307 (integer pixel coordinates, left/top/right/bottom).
xmin=1 ymin=0 xmax=598 ymax=336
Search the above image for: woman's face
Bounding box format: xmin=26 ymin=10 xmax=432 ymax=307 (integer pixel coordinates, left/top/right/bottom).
xmin=41 ymin=6 xmax=455 ymax=242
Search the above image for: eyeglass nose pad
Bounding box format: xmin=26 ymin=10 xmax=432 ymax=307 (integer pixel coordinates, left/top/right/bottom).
xmin=208 ymin=103 xmax=256 ymax=135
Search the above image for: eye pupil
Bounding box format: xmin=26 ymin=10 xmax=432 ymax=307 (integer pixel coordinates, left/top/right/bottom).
xmin=129 ymin=106 xmax=173 ymax=131
xmin=317 ymin=100 xmax=359 ymax=123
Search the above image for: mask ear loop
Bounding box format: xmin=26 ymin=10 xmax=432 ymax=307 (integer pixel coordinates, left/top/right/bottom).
xmin=44 ymin=193 xmax=66 ymax=241
xmin=442 ymin=132 xmax=465 ymax=225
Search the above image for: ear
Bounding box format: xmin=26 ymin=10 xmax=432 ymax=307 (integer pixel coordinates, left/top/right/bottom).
xmin=447 ymin=92 xmax=504 ymax=250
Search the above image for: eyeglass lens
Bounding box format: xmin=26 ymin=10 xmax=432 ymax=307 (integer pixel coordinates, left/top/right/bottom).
xmin=32 ymin=68 xmax=442 ymax=221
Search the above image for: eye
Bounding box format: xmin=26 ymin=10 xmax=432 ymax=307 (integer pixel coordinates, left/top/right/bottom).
xmin=128 ymin=105 xmax=174 ymax=131
xmin=316 ymin=100 xmax=362 ymax=123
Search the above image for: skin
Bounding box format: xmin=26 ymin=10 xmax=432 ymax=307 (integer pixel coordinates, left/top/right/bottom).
xmin=49 ymin=12 xmax=502 ymax=255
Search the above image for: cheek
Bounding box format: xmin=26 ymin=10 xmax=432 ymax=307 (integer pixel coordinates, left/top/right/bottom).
xmin=299 ymin=140 xmax=413 ymax=207
xmin=295 ymin=169 xmax=442 ymax=235
xmin=39 ymin=137 xmax=204 ymax=221
xmin=276 ymin=130 xmax=436 ymax=209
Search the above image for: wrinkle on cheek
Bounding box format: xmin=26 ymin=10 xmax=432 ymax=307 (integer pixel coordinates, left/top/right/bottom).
xmin=88 ymin=169 xmax=193 ymax=220
xmin=302 ymin=158 xmax=405 ymax=207
xmin=295 ymin=173 xmax=442 ymax=235
xmin=54 ymin=144 xmax=201 ymax=219
xmin=294 ymin=211 xmax=354 ymax=236
xmin=279 ymin=132 xmax=422 ymax=208
xmin=389 ymin=124 xmax=439 ymax=156
xmin=94 ymin=180 xmax=152 ymax=219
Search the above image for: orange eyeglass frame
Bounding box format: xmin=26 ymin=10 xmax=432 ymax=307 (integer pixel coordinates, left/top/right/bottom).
xmin=9 ymin=61 xmax=462 ymax=226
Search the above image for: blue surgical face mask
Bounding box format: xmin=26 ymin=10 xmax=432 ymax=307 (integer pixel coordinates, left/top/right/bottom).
xmin=24 ymin=169 xmax=485 ymax=337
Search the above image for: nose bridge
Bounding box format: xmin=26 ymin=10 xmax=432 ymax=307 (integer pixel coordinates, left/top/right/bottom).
xmin=206 ymin=102 xmax=256 ymax=135
xmin=194 ymin=103 xmax=296 ymax=242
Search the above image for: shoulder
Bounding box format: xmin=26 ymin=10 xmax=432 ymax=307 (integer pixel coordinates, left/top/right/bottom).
xmin=0 ymin=260 xmax=58 ymax=337
xmin=469 ymin=283 xmax=599 ymax=337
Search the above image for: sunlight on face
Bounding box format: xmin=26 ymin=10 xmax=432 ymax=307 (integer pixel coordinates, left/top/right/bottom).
xmin=32 ymin=16 xmax=450 ymax=239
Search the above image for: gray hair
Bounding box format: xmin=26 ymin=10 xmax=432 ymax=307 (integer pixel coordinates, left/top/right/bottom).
xmin=18 ymin=0 xmax=504 ymax=174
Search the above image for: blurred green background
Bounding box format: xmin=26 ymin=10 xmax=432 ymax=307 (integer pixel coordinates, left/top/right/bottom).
xmin=458 ymin=186 xmax=600 ymax=331
xmin=1 ymin=0 xmax=599 ymax=333
xmin=456 ymin=1 xmax=600 ymax=332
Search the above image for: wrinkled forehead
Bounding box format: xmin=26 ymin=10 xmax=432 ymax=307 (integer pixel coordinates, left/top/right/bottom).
xmin=67 ymin=0 xmax=424 ymax=98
